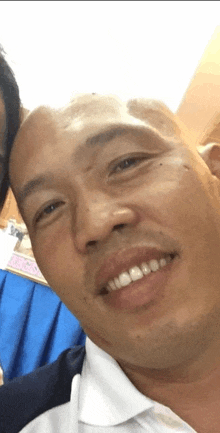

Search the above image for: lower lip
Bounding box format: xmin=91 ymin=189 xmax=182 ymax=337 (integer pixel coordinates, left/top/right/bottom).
xmin=101 ymin=258 xmax=177 ymax=310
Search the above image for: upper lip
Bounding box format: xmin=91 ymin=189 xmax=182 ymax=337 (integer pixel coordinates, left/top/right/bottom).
xmin=95 ymin=245 xmax=177 ymax=293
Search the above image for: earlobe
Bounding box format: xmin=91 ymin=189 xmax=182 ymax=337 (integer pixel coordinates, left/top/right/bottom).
xmin=197 ymin=142 xmax=220 ymax=179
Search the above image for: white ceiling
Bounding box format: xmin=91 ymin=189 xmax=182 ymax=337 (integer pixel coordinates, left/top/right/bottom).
xmin=0 ymin=1 xmax=220 ymax=112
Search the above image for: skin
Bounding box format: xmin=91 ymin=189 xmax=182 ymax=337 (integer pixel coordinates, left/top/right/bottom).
xmin=9 ymin=94 xmax=220 ymax=432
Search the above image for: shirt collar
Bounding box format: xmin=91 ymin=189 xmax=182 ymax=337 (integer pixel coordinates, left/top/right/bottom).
xmin=78 ymin=337 xmax=154 ymax=427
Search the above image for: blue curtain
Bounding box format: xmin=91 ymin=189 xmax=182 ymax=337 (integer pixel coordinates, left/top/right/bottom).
xmin=0 ymin=269 xmax=86 ymax=382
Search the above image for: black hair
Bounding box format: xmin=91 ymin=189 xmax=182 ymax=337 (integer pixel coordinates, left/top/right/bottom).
xmin=0 ymin=45 xmax=21 ymax=209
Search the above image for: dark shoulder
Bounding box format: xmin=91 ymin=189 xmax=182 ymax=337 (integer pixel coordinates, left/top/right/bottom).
xmin=0 ymin=345 xmax=85 ymax=433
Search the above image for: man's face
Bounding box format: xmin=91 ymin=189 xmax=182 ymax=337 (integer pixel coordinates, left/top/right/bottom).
xmin=9 ymin=95 xmax=220 ymax=370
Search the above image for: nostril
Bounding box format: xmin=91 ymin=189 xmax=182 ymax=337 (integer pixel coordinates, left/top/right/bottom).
xmin=86 ymin=240 xmax=97 ymax=248
xmin=86 ymin=224 xmax=125 ymax=248
xmin=113 ymin=223 xmax=125 ymax=231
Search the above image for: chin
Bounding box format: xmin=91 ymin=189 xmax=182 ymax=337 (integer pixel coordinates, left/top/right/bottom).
xmin=118 ymin=314 xmax=215 ymax=370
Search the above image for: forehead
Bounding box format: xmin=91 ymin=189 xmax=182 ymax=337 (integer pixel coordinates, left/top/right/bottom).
xmin=10 ymin=95 xmax=183 ymax=184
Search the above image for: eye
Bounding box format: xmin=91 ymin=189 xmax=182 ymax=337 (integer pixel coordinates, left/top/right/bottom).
xmin=111 ymin=157 xmax=142 ymax=174
xmin=35 ymin=201 xmax=64 ymax=224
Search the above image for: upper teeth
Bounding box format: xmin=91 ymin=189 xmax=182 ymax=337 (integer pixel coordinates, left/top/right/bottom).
xmin=106 ymin=255 xmax=172 ymax=292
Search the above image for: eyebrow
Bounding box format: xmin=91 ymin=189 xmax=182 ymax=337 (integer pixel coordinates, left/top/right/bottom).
xmin=85 ymin=126 xmax=140 ymax=147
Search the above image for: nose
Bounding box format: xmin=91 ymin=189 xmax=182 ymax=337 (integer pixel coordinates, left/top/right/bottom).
xmin=73 ymin=191 xmax=137 ymax=253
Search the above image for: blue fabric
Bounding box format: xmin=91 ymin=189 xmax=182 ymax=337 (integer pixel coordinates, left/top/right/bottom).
xmin=0 ymin=269 xmax=86 ymax=381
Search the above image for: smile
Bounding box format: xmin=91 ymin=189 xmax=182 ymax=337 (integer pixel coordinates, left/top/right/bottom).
xmin=105 ymin=253 xmax=175 ymax=293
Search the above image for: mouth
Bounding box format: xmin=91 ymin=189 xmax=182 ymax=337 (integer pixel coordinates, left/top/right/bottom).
xmin=96 ymin=247 xmax=178 ymax=310
xmin=102 ymin=253 xmax=175 ymax=294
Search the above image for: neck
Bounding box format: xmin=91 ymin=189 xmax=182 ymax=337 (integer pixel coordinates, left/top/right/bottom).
xmin=119 ymin=343 xmax=220 ymax=433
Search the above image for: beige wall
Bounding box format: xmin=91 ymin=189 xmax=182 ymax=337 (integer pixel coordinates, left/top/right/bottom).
xmin=177 ymin=27 xmax=220 ymax=147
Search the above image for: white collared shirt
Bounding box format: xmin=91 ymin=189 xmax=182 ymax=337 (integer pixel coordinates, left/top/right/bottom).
xmin=77 ymin=338 xmax=196 ymax=432
xmin=20 ymin=338 xmax=197 ymax=432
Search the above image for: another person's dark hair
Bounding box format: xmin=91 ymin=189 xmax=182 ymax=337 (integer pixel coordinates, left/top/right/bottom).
xmin=0 ymin=45 xmax=21 ymax=209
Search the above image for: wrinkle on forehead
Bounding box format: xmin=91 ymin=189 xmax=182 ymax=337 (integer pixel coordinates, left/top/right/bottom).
xmin=127 ymin=99 xmax=182 ymax=138
xmin=12 ymin=105 xmax=58 ymax=156
xmin=12 ymin=94 xmax=192 ymax=163
xmin=58 ymin=94 xmax=187 ymax=143
xmin=59 ymin=94 xmax=125 ymax=127
xmin=126 ymin=98 xmax=196 ymax=148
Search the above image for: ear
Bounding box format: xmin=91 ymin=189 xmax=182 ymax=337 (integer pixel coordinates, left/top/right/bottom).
xmin=197 ymin=142 xmax=220 ymax=179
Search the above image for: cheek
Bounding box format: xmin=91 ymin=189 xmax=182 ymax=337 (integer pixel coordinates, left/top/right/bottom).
xmin=129 ymin=159 xmax=218 ymax=257
xmin=143 ymin=162 xmax=210 ymax=230
xmin=164 ymin=169 xmax=214 ymax=238
xmin=139 ymin=162 xmax=220 ymax=279
xmin=130 ymin=161 xmax=186 ymax=221
xmin=32 ymin=224 xmax=84 ymax=305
